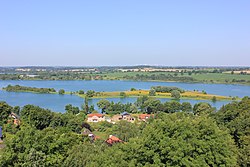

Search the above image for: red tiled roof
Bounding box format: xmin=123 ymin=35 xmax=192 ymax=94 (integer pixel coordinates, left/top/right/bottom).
xmin=139 ymin=114 xmax=153 ymax=119
xmin=106 ymin=135 xmax=123 ymax=145
xmin=87 ymin=113 xmax=103 ymax=118
xmin=109 ymin=135 xmax=121 ymax=141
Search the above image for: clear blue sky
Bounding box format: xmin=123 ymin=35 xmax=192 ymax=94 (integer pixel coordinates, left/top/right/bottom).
xmin=0 ymin=0 xmax=249 ymax=66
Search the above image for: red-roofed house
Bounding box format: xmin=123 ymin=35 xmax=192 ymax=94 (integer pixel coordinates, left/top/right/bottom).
xmin=138 ymin=114 xmax=154 ymax=122
xmin=105 ymin=135 xmax=123 ymax=146
xmin=87 ymin=113 xmax=105 ymax=123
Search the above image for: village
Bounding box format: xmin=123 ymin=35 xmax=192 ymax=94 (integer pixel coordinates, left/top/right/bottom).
xmin=0 ymin=111 xmax=153 ymax=147
xmin=87 ymin=112 xmax=153 ymax=124
xmin=84 ymin=112 xmax=154 ymax=145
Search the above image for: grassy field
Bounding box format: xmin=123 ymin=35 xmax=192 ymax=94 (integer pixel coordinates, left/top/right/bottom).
xmin=191 ymin=73 xmax=250 ymax=82
xmin=92 ymin=131 xmax=109 ymax=140
xmin=97 ymin=71 xmax=175 ymax=79
xmin=93 ymin=71 xmax=250 ymax=85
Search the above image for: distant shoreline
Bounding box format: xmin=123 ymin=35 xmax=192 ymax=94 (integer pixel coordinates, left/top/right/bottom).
xmin=1 ymin=78 xmax=250 ymax=86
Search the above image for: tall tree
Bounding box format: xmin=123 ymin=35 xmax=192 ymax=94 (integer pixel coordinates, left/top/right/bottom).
xmin=181 ymin=102 xmax=192 ymax=112
xmin=21 ymin=105 xmax=53 ymax=130
xmin=0 ymin=101 xmax=12 ymax=126
xmin=193 ymin=102 xmax=213 ymax=115
xmin=97 ymin=99 xmax=110 ymax=114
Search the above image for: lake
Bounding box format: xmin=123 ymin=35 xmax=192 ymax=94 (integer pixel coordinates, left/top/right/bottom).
xmin=1 ymin=80 xmax=250 ymax=112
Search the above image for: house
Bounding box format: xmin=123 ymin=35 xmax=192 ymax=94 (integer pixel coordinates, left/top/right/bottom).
xmin=8 ymin=112 xmax=20 ymax=126
xmin=87 ymin=113 xmax=105 ymax=123
xmin=111 ymin=112 xmax=135 ymax=123
xmin=111 ymin=114 xmax=123 ymax=123
xmin=81 ymin=129 xmax=100 ymax=142
xmin=120 ymin=112 xmax=135 ymax=123
xmin=88 ymin=133 xmax=100 ymax=141
xmin=138 ymin=114 xmax=154 ymax=122
xmin=105 ymin=135 xmax=123 ymax=146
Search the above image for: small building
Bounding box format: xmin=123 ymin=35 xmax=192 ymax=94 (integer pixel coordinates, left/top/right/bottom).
xmin=88 ymin=133 xmax=100 ymax=141
xmin=120 ymin=112 xmax=135 ymax=123
xmin=87 ymin=113 xmax=105 ymax=123
xmin=111 ymin=112 xmax=135 ymax=123
xmin=8 ymin=112 xmax=20 ymax=126
xmin=105 ymin=135 xmax=123 ymax=146
xmin=81 ymin=129 xmax=100 ymax=142
xmin=111 ymin=114 xmax=123 ymax=123
xmin=138 ymin=114 xmax=154 ymax=122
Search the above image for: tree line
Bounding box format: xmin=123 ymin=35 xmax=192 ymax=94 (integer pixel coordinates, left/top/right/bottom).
xmin=123 ymin=73 xmax=196 ymax=82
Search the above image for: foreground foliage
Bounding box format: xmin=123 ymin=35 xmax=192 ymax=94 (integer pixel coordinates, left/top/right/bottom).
xmin=90 ymin=113 xmax=237 ymax=167
xmin=213 ymin=97 xmax=250 ymax=166
xmin=0 ymin=97 xmax=250 ymax=166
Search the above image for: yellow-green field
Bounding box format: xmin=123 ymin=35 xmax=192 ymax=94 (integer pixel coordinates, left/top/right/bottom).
xmin=74 ymin=90 xmax=234 ymax=101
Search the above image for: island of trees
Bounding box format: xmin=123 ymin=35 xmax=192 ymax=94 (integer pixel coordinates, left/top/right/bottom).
xmin=0 ymin=96 xmax=249 ymax=166
xmin=3 ymin=85 xmax=235 ymax=101
xmin=3 ymin=85 xmax=56 ymax=94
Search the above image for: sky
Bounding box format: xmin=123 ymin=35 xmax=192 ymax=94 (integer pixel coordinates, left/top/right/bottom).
xmin=0 ymin=0 xmax=250 ymax=66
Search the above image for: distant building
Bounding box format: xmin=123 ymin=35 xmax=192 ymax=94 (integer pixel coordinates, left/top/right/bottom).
xmin=26 ymin=74 xmax=39 ymax=78
xmin=111 ymin=112 xmax=135 ymax=123
xmin=9 ymin=112 xmax=20 ymax=126
xmin=87 ymin=113 xmax=105 ymax=123
xmin=138 ymin=114 xmax=154 ymax=122
xmin=120 ymin=112 xmax=135 ymax=123
xmin=105 ymin=135 xmax=123 ymax=146
xmin=111 ymin=114 xmax=123 ymax=123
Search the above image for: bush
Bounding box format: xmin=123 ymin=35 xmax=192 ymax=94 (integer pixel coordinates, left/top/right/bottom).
xmin=78 ymin=90 xmax=84 ymax=94
xmin=59 ymin=89 xmax=65 ymax=95
xmin=86 ymin=90 xmax=95 ymax=98
xmin=130 ymin=88 xmax=136 ymax=91
xmin=212 ymin=96 xmax=217 ymax=102
xmin=171 ymin=90 xmax=181 ymax=99
xmin=120 ymin=92 xmax=126 ymax=97
xmin=149 ymin=89 xmax=156 ymax=96
xmin=151 ymin=86 xmax=185 ymax=93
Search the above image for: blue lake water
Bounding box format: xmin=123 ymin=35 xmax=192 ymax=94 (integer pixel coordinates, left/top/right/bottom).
xmin=0 ymin=80 xmax=250 ymax=112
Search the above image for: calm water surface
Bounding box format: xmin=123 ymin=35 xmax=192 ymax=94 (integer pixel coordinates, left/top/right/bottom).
xmin=0 ymin=80 xmax=250 ymax=112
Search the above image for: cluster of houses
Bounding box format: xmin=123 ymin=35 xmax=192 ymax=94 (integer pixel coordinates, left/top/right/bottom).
xmin=87 ymin=112 xmax=153 ymax=123
xmin=2 ymin=112 xmax=151 ymax=146
xmin=85 ymin=112 xmax=154 ymax=146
